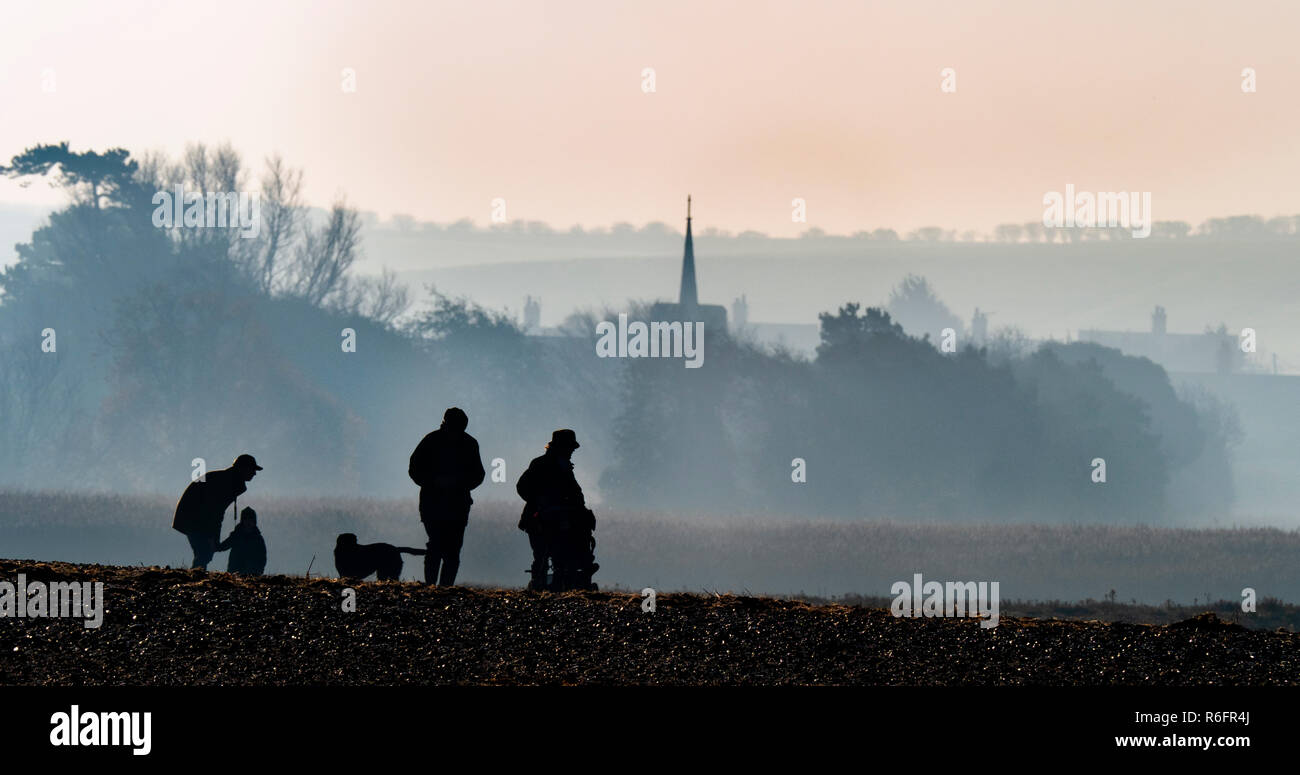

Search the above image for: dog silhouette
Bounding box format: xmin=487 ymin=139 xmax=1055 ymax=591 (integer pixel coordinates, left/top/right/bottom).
xmin=334 ymin=533 xmax=425 ymax=581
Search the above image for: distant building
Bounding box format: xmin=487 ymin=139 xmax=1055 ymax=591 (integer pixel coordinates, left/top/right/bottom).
xmin=523 ymin=295 xmax=541 ymax=331
xmin=971 ymin=308 xmax=989 ymax=347
xmin=1078 ymin=306 xmax=1244 ymax=374
xmin=731 ymin=292 xmax=822 ymax=354
xmin=650 ymin=196 xmax=728 ymax=334
xmin=732 ymin=294 xmax=749 ymax=330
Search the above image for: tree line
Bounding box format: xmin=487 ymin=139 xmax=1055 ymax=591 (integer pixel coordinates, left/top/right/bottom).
xmin=0 ymin=142 xmax=1237 ymax=522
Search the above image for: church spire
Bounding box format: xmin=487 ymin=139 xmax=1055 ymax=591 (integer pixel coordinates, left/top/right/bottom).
xmin=679 ymin=195 xmax=698 ymax=309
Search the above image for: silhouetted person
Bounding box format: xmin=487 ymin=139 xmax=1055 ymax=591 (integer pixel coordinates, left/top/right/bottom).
xmin=333 ymin=533 xmax=426 ymax=581
xmin=218 ymin=506 xmax=267 ymax=576
xmin=171 ymin=454 xmax=262 ymax=570
xmin=408 ymin=407 xmax=485 ymax=585
xmin=516 ymin=429 xmax=598 ymax=591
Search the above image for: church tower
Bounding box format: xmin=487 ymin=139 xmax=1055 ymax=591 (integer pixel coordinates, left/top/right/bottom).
xmin=650 ymin=196 xmax=728 ymax=333
xmin=679 ymin=195 xmax=698 ymax=309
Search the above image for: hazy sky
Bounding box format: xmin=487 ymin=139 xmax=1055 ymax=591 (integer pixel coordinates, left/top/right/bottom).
xmin=3 ymin=0 xmax=1299 ymax=236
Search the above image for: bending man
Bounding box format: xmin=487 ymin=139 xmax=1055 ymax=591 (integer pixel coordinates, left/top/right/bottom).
xmin=172 ymin=454 xmax=262 ymax=570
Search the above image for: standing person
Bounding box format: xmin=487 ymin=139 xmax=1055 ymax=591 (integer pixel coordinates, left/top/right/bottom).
xmin=218 ymin=506 xmax=268 ymax=576
xmin=171 ymin=454 xmax=263 ymax=570
xmin=516 ymin=429 xmax=598 ymax=591
xmin=408 ymin=407 xmax=485 ymax=586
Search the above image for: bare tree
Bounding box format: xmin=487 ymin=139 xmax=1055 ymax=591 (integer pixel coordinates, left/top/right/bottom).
xmin=331 ymin=267 xmax=411 ymax=326
xmin=251 ymin=155 xmax=305 ymax=293
xmin=994 ymin=223 xmax=1023 ymax=243
xmin=1266 ymin=216 xmax=1294 ymax=236
xmin=1152 ymin=221 xmax=1191 ymax=239
xmin=986 ymin=325 xmax=1035 ymax=361
xmin=283 ymin=200 xmax=362 ymax=305
xmin=361 ymin=267 xmax=411 ymax=324
xmin=886 ymin=274 xmax=965 ymax=342
xmin=166 ymin=142 xmax=248 ymax=257
xmin=132 ymin=149 xmax=169 ymax=192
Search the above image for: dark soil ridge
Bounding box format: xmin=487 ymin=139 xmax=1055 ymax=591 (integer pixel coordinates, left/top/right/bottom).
xmin=2 ymin=559 xmax=1298 ymax=686
xmin=796 ymin=593 xmax=1299 ymax=631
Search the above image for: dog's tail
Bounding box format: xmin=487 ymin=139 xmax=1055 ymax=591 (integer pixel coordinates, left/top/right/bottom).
xmin=396 ymin=546 xmax=426 ymax=555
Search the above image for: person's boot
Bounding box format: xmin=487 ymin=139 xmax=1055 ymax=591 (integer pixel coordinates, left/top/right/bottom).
xmin=528 ymin=561 xmax=549 ymax=591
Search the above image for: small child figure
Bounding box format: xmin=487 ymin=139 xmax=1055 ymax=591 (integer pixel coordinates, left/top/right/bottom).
xmin=218 ymin=506 xmax=267 ymax=576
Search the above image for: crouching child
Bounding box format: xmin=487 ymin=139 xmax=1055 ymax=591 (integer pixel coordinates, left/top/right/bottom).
xmin=219 ymin=507 xmax=267 ymax=576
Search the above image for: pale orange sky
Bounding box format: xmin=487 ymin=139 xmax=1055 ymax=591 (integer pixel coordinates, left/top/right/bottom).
xmin=2 ymin=0 xmax=1298 ymax=236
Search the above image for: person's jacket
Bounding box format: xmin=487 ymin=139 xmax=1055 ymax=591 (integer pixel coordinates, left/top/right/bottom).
xmin=218 ymin=522 xmax=267 ymax=576
xmin=408 ymin=428 xmax=486 ymax=511
xmin=516 ymin=452 xmax=591 ymax=532
xmin=172 ymin=468 xmax=246 ymax=537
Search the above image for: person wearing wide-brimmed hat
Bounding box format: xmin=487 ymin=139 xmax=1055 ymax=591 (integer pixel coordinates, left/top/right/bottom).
xmin=515 ymin=429 xmax=598 ymax=591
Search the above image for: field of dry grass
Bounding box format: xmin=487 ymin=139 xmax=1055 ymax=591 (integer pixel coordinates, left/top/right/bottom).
xmin=3 ymin=490 xmax=1299 ymax=606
